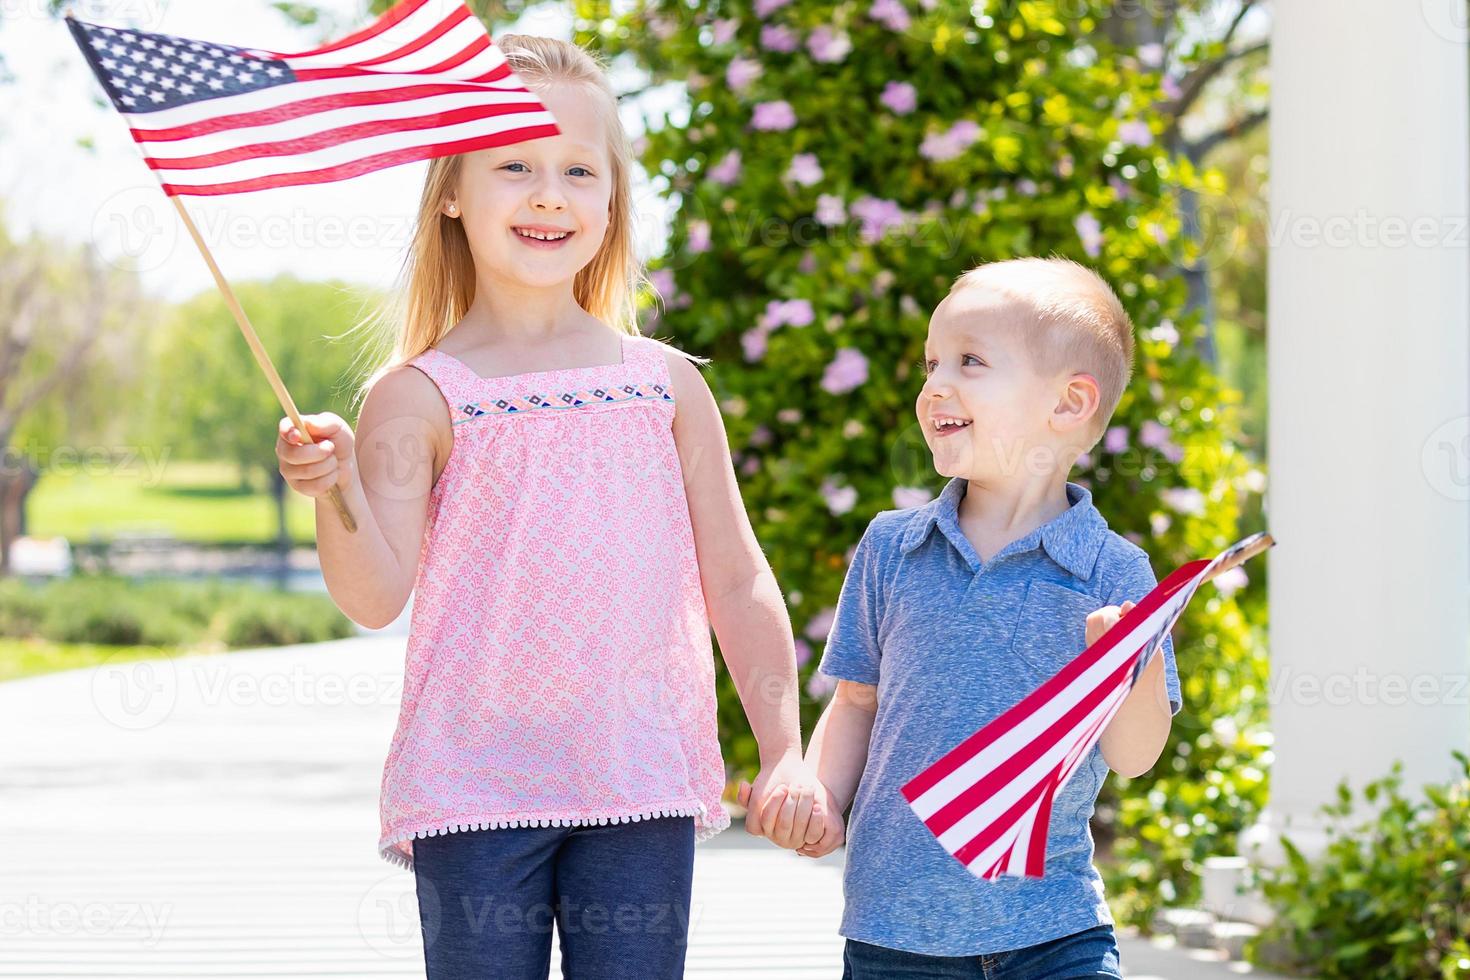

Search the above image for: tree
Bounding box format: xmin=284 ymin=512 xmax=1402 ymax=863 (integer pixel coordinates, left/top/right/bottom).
xmin=0 ymin=205 xmax=152 ymax=575
xmin=143 ymin=274 xmax=372 ymax=553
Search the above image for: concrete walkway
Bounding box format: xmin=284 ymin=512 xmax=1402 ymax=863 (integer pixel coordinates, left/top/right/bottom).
xmin=0 ymin=630 xmax=1283 ymax=978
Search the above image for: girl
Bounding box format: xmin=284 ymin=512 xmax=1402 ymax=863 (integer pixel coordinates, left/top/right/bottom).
xmin=275 ymin=34 xmax=823 ymax=979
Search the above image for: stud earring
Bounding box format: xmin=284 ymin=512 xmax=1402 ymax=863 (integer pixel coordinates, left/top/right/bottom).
xmin=447 ymin=203 xmax=458 ymax=215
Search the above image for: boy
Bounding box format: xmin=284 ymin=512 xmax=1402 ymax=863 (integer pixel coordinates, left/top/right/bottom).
xmin=763 ymin=257 xmax=1182 ymax=977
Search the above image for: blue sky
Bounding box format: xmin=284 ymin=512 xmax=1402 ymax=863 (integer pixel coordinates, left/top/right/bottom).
xmin=0 ymin=0 xmax=674 ymax=302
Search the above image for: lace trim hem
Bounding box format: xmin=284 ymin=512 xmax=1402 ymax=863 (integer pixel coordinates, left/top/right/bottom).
xmin=378 ymin=799 xmax=730 ymax=871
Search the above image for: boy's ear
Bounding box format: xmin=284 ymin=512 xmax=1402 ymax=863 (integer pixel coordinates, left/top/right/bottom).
xmin=1050 ymin=372 xmax=1101 ymax=435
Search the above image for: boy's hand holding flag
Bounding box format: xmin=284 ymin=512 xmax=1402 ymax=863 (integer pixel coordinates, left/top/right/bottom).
xmin=902 ymin=531 xmax=1275 ymax=881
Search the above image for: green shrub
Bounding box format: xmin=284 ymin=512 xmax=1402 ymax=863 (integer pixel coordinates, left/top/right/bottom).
xmin=1248 ymin=752 xmax=1470 ymax=979
xmin=0 ymin=574 xmax=351 ymax=651
xmin=36 ymin=577 xmax=191 ymax=646
xmin=581 ymin=0 xmax=1268 ymax=924
xmin=0 ymin=578 xmax=47 ymax=637
xmin=220 ymin=592 xmax=354 ymax=648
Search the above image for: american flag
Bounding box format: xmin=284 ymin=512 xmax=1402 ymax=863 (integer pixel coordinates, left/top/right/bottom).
xmin=65 ymin=0 xmax=558 ymax=197
xmin=901 ymin=531 xmax=1272 ymax=880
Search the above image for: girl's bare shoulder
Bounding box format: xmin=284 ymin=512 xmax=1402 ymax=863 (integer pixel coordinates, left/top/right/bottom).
xmin=357 ymin=361 xmax=454 ymax=479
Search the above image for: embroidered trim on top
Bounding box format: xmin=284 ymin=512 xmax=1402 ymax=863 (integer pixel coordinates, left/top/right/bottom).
xmin=453 ymin=381 xmax=673 ymax=423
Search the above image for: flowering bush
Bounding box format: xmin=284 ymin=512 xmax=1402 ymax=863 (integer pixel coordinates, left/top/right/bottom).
xmin=580 ymin=0 xmax=1267 ymax=926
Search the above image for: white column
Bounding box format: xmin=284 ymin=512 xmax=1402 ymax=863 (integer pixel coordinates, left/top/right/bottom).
xmin=1232 ymin=0 xmax=1470 ymax=915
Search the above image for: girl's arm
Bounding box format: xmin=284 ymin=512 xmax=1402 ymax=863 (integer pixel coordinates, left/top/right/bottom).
xmin=664 ymin=350 xmax=820 ymax=837
xmin=277 ymin=366 xmax=447 ymax=629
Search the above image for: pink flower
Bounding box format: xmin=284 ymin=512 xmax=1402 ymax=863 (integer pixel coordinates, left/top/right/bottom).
xmin=869 ymin=0 xmax=911 ymax=32
xmin=708 ymin=150 xmax=743 ymax=185
xmin=804 ymin=606 xmax=837 ymax=641
xmin=760 ymin=23 xmax=799 ymax=52
xmin=649 ymin=268 xmax=675 ymax=299
xmin=742 ymin=325 xmax=771 ymax=362
xmin=892 ymin=486 xmax=934 ymax=508
xmin=1104 ymin=425 xmax=1129 ymax=454
xmin=785 ymin=152 xmax=824 ymax=187
xmin=751 ymin=100 xmax=797 ymax=131
xmin=1160 ymin=486 xmax=1205 ymax=516
xmin=687 ymin=219 xmax=711 ymax=254
xmin=1136 ymin=42 xmax=1164 ymax=69
xmin=820 ymin=478 xmax=858 ymax=515
xmin=1117 ymin=119 xmax=1153 ymax=148
xmin=794 ymin=638 xmax=813 ymax=668
xmin=850 ymin=196 xmax=906 ymax=242
xmin=712 ymin=18 xmax=739 ymax=45
xmin=821 ymin=347 xmax=869 ymax=395
xmin=761 ymin=298 xmax=815 ymax=329
xmin=1211 ymin=566 xmax=1248 ymax=597
xmin=1161 ymin=74 xmax=1183 ymax=101
xmin=755 ymin=0 xmax=793 ymax=16
xmin=807 ymin=25 xmax=851 ymax=63
xmin=726 ymin=57 xmax=762 ymax=91
xmin=1075 ymin=211 xmax=1103 ymax=257
xmin=1139 ymin=419 xmax=1171 ymax=449
xmin=920 ymin=119 xmax=981 ymax=162
xmin=805 ymin=671 xmax=838 ymax=701
xmin=815 ymin=194 xmax=846 ymax=226
xmin=880 ymin=80 xmax=917 ymax=115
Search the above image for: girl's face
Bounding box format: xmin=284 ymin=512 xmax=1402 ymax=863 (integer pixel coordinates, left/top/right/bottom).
xmin=448 ymin=83 xmax=614 ymax=290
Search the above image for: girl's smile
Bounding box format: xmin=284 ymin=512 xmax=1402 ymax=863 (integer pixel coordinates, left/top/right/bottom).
xmin=512 ymin=224 xmax=576 ymax=249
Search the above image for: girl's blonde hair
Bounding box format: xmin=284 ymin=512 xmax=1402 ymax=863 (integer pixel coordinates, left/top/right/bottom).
xmin=345 ymin=34 xmax=645 ymax=412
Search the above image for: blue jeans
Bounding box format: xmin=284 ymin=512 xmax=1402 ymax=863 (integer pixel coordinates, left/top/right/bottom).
xmin=842 ymin=924 xmax=1123 ymax=979
xmin=411 ymin=815 xmax=695 ymax=979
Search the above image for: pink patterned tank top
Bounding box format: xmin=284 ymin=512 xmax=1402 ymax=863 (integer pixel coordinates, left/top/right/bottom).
xmin=377 ymin=331 xmax=732 ymax=870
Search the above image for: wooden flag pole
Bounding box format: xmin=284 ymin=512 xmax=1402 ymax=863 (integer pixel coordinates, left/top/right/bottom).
xmin=167 ymin=197 xmax=359 ymax=533
xmin=1201 ymin=531 xmax=1274 ymax=584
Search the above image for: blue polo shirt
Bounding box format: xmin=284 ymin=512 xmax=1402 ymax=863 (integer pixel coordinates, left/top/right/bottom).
xmin=817 ymin=475 xmax=1182 ymax=957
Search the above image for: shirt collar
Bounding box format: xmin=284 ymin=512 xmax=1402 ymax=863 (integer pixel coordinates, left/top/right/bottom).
xmin=898 ymin=476 xmax=1109 ymax=579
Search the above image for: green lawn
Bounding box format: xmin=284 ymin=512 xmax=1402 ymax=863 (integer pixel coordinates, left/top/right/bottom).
xmin=27 ymin=460 xmax=318 ymax=546
xmin=0 ymin=636 xmax=216 ymax=684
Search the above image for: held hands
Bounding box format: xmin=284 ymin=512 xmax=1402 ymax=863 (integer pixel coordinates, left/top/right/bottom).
xmin=1085 ymin=599 xmax=1136 ymax=647
xmin=736 ymin=752 xmax=845 ymax=858
xmin=276 ymin=413 xmax=357 ymax=498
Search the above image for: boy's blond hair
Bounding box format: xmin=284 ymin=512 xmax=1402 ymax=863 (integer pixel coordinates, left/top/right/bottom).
xmin=950 ymin=257 xmax=1134 ymax=452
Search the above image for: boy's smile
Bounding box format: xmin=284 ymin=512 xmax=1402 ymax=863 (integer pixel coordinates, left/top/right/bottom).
xmin=917 ymin=287 xmax=1063 ymax=481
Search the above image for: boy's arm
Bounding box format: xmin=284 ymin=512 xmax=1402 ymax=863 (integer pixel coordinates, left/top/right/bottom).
xmin=1096 ymin=598 xmax=1177 ymax=777
xmin=805 ymin=679 xmax=878 ymax=814
xmin=796 ymin=678 xmax=877 ymax=857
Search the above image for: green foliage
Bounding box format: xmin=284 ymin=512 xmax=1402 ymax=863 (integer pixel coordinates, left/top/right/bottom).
xmin=0 ymin=574 xmax=352 ymax=654
xmin=1248 ymin=753 xmax=1470 ymax=980
xmin=220 ymin=591 xmax=355 ymax=648
xmin=580 ymin=0 xmax=1268 ymax=924
xmin=142 ymin=274 xmax=369 ymax=479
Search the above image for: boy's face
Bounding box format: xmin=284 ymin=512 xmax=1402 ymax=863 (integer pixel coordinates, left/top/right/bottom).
xmin=917 ymin=286 xmax=1070 ymax=483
